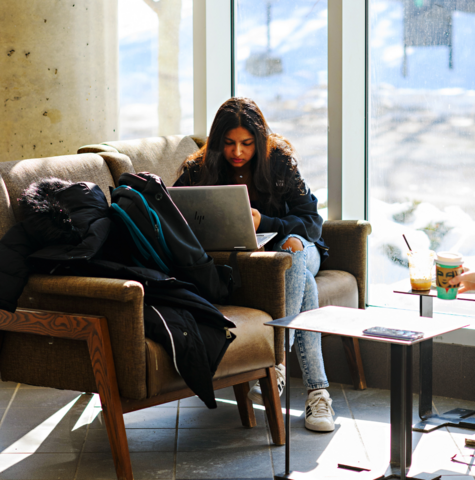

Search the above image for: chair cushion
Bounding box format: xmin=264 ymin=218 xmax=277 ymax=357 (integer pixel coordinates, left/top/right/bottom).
xmin=144 ymin=305 xmax=274 ymax=398
xmin=102 ymin=135 xmax=199 ymax=187
xmin=0 ymin=176 xmax=16 ymax=236
xmin=315 ymin=270 xmax=358 ymax=309
xmin=0 ymin=153 xmax=115 ymax=227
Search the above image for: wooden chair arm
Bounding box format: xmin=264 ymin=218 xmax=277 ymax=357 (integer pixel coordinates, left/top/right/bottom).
xmin=16 ymin=275 xmax=147 ymax=400
xmin=0 ymin=308 xmax=132 ymax=479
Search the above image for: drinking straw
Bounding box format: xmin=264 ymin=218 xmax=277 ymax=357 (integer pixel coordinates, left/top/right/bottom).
xmin=402 ymin=234 xmax=412 ymax=252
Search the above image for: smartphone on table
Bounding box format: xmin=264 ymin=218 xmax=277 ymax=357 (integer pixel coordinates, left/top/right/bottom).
xmin=362 ymin=326 xmax=424 ymax=341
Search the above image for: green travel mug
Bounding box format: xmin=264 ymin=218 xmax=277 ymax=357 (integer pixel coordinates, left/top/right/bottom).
xmin=435 ymin=252 xmax=464 ymax=300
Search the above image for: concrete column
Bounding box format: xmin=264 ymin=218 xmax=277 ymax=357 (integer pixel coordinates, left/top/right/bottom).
xmin=0 ymin=0 xmax=118 ymax=162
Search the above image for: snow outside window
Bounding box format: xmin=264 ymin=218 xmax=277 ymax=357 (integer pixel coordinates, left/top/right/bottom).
xmin=368 ymin=0 xmax=475 ymax=316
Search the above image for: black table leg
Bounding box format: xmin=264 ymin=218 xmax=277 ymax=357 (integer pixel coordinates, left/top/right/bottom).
xmin=285 ymin=328 xmax=291 ymax=475
xmin=419 ymin=339 xmax=433 ymax=420
xmin=376 ymin=343 xmax=441 ymax=480
xmin=275 ymin=330 xmax=324 ymax=479
xmin=375 ymin=343 xmax=414 ymax=479
xmin=390 ymin=344 xmax=413 ymax=476
xmin=419 ymin=296 xmax=433 ymax=420
xmin=419 ymin=295 xmax=433 ymax=318
xmin=414 ymin=295 xmax=475 ymax=433
xmin=275 ymin=329 xmax=293 ymax=480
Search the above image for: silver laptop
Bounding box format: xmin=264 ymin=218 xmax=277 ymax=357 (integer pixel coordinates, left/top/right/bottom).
xmin=168 ymin=185 xmax=278 ymax=251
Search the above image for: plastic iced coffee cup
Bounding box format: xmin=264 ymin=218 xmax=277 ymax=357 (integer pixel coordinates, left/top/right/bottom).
xmin=435 ymin=252 xmax=464 ymax=300
xmin=407 ymin=250 xmax=435 ymax=291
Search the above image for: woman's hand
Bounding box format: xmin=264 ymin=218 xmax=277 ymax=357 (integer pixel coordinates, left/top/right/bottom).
xmin=251 ymin=208 xmax=261 ymax=231
xmin=449 ymin=269 xmax=475 ymax=293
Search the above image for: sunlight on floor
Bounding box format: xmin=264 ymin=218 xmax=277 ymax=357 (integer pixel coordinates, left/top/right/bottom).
xmin=72 ymin=394 xmax=102 ymax=431
xmin=314 ymin=417 xmax=376 ymax=477
xmin=215 ymin=397 xmax=304 ymax=417
xmin=1 ymin=390 xmax=473 ymax=479
xmin=0 ymin=395 xmax=81 ymax=473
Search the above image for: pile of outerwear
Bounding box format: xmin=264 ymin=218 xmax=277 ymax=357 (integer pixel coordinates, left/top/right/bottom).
xmin=0 ymin=177 xmax=236 ymax=408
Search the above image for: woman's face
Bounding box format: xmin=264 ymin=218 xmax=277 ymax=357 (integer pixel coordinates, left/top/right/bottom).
xmin=223 ymin=126 xmax=256 ymax=171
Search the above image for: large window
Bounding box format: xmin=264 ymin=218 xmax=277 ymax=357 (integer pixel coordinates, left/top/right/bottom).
xmin=235 ymin=0 xmax=328 ymax=214
xmin=368 ymin=0 xmax=475 ymax=315
xmin=118 ymin=0 xmax=193 ymax=139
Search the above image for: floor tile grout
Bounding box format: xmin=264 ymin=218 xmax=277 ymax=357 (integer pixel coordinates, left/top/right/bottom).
xmin=73 ymin=395 xmax=92 ymax=480
xmin=0 ymin=383 xmax=20 ymax=433
xmin=261 ymin=400 xmax=277 ymax=478
xmin=341 ymin=383 xmax=371 ymax=463
xmin=430 ymin=398 xmax=464 ymax=457
xmin=433 ymin=397 xmax=471 ymax=460
xmin=2 ymin=383 xmax=475 ymax=479
xmin=172 ymin=399 xmax=180 ymax=480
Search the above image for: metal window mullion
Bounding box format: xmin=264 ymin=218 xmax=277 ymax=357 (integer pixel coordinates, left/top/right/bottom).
xmin=327 ymin=0 xmax=366 ymax=221
xmin=327 ymin=0 xmax=343 ymax=221
xmin=231 ymin=0 xmax=236 ymax=97
xmin=193 ymin=0 xmax=233 ymax=137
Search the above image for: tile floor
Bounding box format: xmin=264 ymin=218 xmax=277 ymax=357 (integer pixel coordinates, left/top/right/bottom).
xmin=0 ymin=378 xmax=474 ymax=479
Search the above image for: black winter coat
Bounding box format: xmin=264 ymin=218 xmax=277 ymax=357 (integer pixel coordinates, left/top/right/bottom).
xmin=0 ymin=180 xmax=111 ymax=312
xmin=174 ymin=143 xmax=329 ymax=261
xmin=0 ymin=178 xmax=235 ymax=408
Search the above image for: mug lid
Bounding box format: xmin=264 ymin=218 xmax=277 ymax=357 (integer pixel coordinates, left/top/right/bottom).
xmin=436 ymin=251 xmax=464 ymax=265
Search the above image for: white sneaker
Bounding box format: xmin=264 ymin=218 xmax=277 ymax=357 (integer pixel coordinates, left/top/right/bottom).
xmin=305 ymin=389 xmax=335 ymax=432
xmin=248 ymin=364 xmax=286 ymax=406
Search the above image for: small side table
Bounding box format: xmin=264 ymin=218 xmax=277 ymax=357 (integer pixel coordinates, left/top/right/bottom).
xmin=394 ymin=288 xmax=475 ymax=433
xmin=266 ymin=306 xmax=469 ymax=480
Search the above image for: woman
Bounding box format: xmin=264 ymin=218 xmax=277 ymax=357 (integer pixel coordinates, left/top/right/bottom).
xmin=174 ymin=97 xmax=334 ymax=432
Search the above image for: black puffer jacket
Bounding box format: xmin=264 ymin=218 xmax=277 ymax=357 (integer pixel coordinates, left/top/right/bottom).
xmin=0 ymin=178 xmax=235 ymax=408
xmin=60 ymin=257 xmax=236 ymax=409
xmin=0 ymin=179 xmax=111 ymax=312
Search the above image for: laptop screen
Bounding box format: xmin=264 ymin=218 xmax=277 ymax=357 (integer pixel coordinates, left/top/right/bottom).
xmin=168 ymin=185 xmax=275 ymax=250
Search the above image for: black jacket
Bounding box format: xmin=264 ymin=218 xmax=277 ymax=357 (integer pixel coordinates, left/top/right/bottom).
xmin=0 ymin=178 xmax=235 ymax=408
xmin=0 ymin=180 xmax=111 ymax=313
xmin=61 ymin=257 xmax=236 ymax=409
xmin=174 ymin=143 xmax=329 ymax=261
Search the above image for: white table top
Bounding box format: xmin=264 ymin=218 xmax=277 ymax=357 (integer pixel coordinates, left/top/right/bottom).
xmin=266 ymin=306 xmax=471 ymax=345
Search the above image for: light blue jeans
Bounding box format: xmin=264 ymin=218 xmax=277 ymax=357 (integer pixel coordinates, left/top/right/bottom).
xmin=273 ymin=234 xmax=329 ymax=390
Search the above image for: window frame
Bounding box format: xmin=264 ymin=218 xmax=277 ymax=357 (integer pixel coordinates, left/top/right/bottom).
xmin=193 ymin=0 xmax=234 ymax=135
xmin=195 ymin=0 xmax=368 ymax=219
xmin=212 ymin=0 xmax=475 ymax=343
xmin=197 ymin=0 xmax=369 ymax=295
xmin=328 ymin=0 xmax=367 ymax=223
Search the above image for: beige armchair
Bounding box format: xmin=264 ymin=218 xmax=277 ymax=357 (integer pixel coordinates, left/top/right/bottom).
xmin=0 ymin=152 xmax=288 ymax=480
xmin=79 ymin=136 xmax=372 ymax=389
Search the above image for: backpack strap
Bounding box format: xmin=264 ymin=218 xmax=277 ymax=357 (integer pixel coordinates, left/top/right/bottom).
xmin=114 ymin=185 xmax=173 ymax=261
xmin=111 ymin=203 xmax=170 ymax=274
